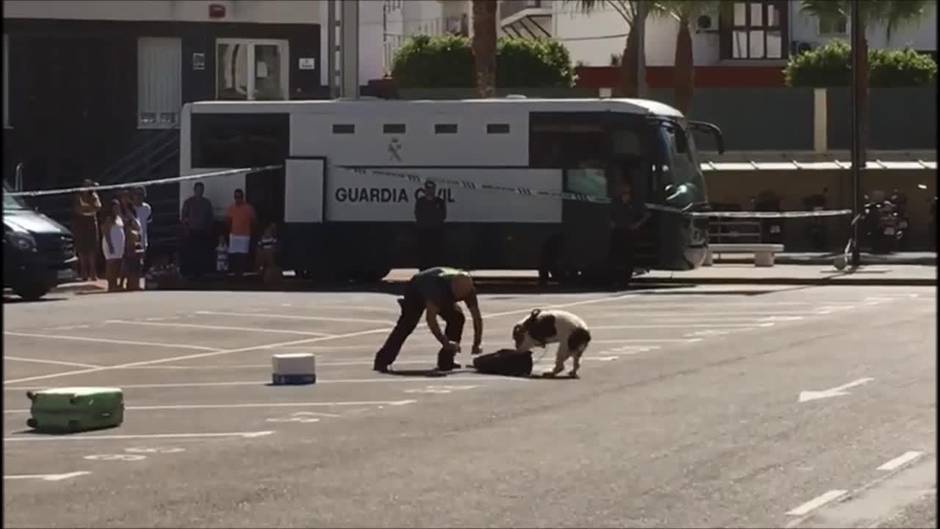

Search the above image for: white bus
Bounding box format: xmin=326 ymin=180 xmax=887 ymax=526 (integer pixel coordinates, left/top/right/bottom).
xmin=180 ymin=97 xmax=723 ymax=283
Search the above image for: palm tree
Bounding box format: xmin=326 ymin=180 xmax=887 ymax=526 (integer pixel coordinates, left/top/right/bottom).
xmin=649 ymin=1 xmax=721 ymax=115
xmin=799 ymin=0 xmax=930 ymax=151
xmin=565 ymin=0 xmax=649 ymax=97
xmin=472 ymin=0 xmax=499 ymax=97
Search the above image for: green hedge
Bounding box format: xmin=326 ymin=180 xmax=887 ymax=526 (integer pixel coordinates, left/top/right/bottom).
xmin=785 ymin=40 xmax=937 ymax=87
xmin=391 ymin=34 xmax=575 ymax=89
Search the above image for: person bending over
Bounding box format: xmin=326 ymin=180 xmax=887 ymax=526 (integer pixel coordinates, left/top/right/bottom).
xmin=374 ymin=267 xmax=483 ymax=373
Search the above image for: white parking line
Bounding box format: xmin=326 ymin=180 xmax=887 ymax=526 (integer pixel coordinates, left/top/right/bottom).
xmin=4 ymin=400 xmax=417 ymax=414
xmin=3 ymin=290 xmax=643 ymax=386
xmin=195 ymin=311 xmax=394 ymax=325
xmin=4 ymin=471 xmax=91 ymax=481
xmin=6 ymin=375 xmax=530 ymax=391
xmin=786 ymin=490 xmax=848 ymax=516
xmin=878 ymin=451 xmax=924 ymax=471
xmin=4 ymin=431 xmax=275 ymax=442
xmin=591 ymin=338 xmax=702 ymax=343
xmin=105 ymin=320 xmax=335 ymax=337
xmin=122 ymin=359 xmax=433 ymax=369
xmin=4 ymin=356 xmax=103 ymax=369
xmin=586 ymin=310 xmax=825 ymax=318
xmin=592 ymin=323 xmax=774 ymax=330
xmin=2 ymin=327 xmax=392 ymax=385
xmin=3 ymin=332 xmax=218 ymax=352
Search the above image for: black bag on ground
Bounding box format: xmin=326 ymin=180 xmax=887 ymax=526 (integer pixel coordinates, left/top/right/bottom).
xmin=472 ymin=349 xmax=533 ymax=377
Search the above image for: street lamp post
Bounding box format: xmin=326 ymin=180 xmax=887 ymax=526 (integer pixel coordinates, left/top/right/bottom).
xmin=850 ymin=0 xmax=863 ymax=268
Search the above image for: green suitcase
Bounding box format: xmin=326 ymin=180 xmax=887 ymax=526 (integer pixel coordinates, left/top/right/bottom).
xmin=26 ymin=387 xmax=125 ymax=433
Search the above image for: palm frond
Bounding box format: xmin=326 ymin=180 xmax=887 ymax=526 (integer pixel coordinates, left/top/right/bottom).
xmin=650 ymin=0 xmax=721 ymax=23
xmin=800 ymin=0 xmax=930 ymax=43
xmin=563 ymin=0 xmax=636 ymax=23
xmin=882 ymin=0 xmax=929 ymax=43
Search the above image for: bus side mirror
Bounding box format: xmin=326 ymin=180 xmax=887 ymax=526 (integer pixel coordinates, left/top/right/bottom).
xmin=688 ymin=121 xmax=725 ymax=155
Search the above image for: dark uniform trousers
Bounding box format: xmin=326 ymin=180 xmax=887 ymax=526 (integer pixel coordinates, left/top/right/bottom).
xmin=608 ymin=227 xmax=636 ymax=283
xmin=374 ymin=282 xmax=465 ymax=370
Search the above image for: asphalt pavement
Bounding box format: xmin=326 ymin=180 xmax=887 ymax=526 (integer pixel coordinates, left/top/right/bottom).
xmin=2 ymin=283 xmax=936 ymax=528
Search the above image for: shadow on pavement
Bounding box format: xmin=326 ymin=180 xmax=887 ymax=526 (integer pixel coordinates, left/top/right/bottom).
xmin=154 ymin=277 xmax=694 ymax=296
xmin=2 ymin=294 xmax=69 ymax=304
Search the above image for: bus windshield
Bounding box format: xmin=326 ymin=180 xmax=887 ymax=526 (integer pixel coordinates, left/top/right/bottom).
xmin=655 ymin=120 xmax=706 ymax=208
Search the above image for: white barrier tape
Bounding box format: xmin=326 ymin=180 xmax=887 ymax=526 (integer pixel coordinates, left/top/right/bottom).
xmin=6 ymin=165 xmax=283 ymax=198
xmin=694 ymin=209 xmax=852 ymax=219
xmin=341 ymin=166 xmax=854 ymax=220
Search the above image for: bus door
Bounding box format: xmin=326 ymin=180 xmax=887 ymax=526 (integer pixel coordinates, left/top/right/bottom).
xmin=245 ymin=166 xmax=285 ymax=232
xmin=559 ymin=164 xmax=613 ymax=274
xmin=530 ymin=112 xmax=615 ymax=275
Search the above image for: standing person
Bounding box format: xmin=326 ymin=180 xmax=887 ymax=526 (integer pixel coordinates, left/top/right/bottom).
xmin=132 ymin=186 xmax=152 ymax=272
xmin=180 ymin=182 xmax=215 ymax=279
xmin=373 ymin=267 xmax=484 ymax=373
xmin=122 ymin=203 xmax=145 ymax=291
xmin=71 ymin=180 xmax=101 ymax=282
xmin=116 ymin=190 xmax=134 ymax=289
xmin=609 ymin=180 xmax=650 ymax=289
xmin=226 ymin=188 xmax=256 ymax=277
xmin=414 ymin=180 xmax=447 ymax=270
xmin=100 ymin=199 xmax=126 ymax=292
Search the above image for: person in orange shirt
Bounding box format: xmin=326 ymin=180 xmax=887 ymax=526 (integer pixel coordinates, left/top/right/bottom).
xmin=226 ymin=188 xmax=256 ymax=277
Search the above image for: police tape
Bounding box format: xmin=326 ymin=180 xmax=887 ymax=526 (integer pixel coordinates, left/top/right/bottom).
xmin=5 ymin=165 xmax=283 ymax=198
xmin=341 ymin=166 xmax=854 ymax=219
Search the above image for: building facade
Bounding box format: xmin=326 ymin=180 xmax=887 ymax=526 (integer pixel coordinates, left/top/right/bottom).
xmin=2 ymin=0 xmax=334 ymax=189
xmin=502 ymin=0 xmax=937 ymax=89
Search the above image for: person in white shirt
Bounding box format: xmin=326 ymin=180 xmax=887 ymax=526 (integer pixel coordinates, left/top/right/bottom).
xmin=132 ymin=186 xmax=153 ymax=270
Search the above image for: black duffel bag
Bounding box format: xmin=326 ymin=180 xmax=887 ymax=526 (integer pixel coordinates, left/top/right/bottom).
xmin=472 ymin=349 xmax=533 ymax=377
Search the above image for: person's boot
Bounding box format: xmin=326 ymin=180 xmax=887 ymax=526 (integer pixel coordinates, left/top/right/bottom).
xmin=436 ymin=350 xmax=461 ymax=371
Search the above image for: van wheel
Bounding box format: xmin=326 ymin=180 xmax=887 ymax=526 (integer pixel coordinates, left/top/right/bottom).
xmin=14 ymin=282 xmax=51 ymax=301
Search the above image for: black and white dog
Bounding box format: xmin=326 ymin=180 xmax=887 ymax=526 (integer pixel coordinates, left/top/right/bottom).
xmin=512 ymin=309 xmax=591 ymax=378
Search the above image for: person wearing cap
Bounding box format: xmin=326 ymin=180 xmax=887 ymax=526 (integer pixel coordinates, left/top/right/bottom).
xmin=373 ymin=266 xmax=483 ymax=373
xmin=414 ymin=180 xmax=447 ymax=270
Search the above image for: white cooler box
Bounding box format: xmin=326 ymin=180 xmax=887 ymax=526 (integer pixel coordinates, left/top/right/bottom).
xmin=272 ymin=353 xmax=317 ymax=385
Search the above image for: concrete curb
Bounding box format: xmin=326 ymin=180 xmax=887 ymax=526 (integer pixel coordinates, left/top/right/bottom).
xmin=631 ymin=277 xmax=937 ymax=287
xmin=749 ymin=258 xmax=935 ymax=266
xmin=51 ymin=283 xmax=108 ymax=294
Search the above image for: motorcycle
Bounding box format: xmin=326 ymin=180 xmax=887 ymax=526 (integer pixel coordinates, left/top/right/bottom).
xmin=888 ymin=188 xmax=910 ymax=250
xmin=861 ymin=192 xmax=902 ymax=254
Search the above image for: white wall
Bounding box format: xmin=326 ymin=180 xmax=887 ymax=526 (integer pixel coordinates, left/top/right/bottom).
xmin=3 ymin=0 xmax=324 ymax=24
xmin=359 ymin=0 xmax=385 ymax=81
xmin=550 ymin=1 xmax=721 ymax=67
xmin=790 ymin=1 xmax=937 ymax=51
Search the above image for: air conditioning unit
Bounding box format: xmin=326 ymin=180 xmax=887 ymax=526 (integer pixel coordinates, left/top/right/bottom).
xmin=695 ymin=14 xmax=718 ymax=33
xmin=791 ymin=41 xmax=815 ymax=56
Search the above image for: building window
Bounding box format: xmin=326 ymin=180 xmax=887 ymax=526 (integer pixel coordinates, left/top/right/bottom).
xmin=487 ymin=123 xmax=510 ymax=134
xmin=138 ymin=37 xmax=182 ymax=129
xmin=332 ymin=124 xmax=355 ymax=134
xmin=818 ymin=14 xmax=848 ymax=35
xmin=434 ymin=123 xmax=458 ymax=134
xmin=383 ymin=123 xmax=406 ymax=134
xmin=216 ymin=39 xmax=289 ymax=101
xmin=3 ymin=34 xmax=9 ymax=128
xmin=726 ymin=1 xmax=786 ymax=59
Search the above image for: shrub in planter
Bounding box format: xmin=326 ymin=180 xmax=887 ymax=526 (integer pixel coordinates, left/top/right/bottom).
xmin=784 ymin=40 xmax=937 ymax=87
xmin=392 ymin=35 xmax=574 ymax=88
